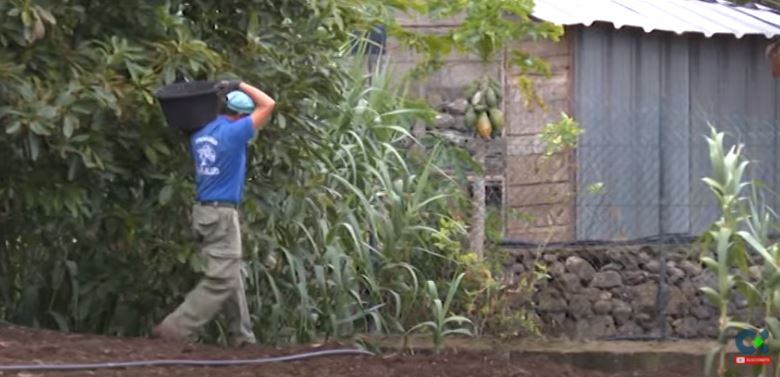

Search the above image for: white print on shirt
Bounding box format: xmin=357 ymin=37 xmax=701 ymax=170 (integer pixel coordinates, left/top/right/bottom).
xmin=195 ymin=136 xmax=218 ymax=145
xmin=195 ymin=137 xmax=220 ymax=176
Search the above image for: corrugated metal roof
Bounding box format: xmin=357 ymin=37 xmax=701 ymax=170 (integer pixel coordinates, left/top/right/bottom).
xmin=532 ymin=0 xmax=780 ymax=38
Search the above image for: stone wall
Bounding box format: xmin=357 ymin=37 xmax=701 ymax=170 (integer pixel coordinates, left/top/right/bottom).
xmin=505 ymin=243 xmax=758 ymax=339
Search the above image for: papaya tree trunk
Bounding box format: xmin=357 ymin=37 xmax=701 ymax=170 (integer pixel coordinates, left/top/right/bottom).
xmin=470 ymin=138 xmax=487 ymax=260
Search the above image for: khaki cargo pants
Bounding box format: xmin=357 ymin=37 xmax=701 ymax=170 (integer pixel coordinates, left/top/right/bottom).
xmin=160 ymin=203 xmax=256 ymax=346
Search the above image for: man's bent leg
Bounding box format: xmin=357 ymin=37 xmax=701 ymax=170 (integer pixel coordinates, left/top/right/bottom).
xmin=159 ymin=255 xmax=240 ymax=341
xmin=154 ymin=205 xmax=240 ymax=341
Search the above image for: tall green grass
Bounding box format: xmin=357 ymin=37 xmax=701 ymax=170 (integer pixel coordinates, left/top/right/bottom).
xmin=207 ymin=44 xmax=478 ymax=344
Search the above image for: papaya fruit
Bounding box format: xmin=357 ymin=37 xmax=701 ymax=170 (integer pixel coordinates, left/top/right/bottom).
xmin=464 ymin=106 xmax=477 ymax=129
xmin=471 ymin=90 xmax=484 ymax=107
xmin=486 ymin=88 xmax=498 ymax=108
xmin=476 ymin=112 xmax=492 ymax=139
xmin=488 ymin=108 xmax=504 ymax=131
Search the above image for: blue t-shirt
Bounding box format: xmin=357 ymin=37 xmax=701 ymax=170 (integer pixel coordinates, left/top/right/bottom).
xmin=190 ymin=115 xmax=255 ymax=204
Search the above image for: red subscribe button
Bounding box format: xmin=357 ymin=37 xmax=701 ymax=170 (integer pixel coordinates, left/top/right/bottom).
xmin=734 ymin=356 xmax=773 ymax=365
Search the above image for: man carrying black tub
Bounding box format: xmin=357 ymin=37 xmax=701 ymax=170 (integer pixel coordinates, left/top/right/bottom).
xmin=152 ymin=80 xmax=275 ymax=347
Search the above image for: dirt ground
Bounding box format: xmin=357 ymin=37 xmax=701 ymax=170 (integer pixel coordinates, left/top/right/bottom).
xmin=0 ymin=325 xmax=705 ymax=377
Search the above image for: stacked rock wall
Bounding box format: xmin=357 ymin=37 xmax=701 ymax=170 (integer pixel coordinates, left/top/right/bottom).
xmin=505 ymin=243 xmax=759 ymax=339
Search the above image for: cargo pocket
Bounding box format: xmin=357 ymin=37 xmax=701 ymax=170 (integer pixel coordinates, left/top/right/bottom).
xmin=203 ymin=210 xmax=241 ymax=259
xmin=192 ymin=206 xmax=223 ymax=242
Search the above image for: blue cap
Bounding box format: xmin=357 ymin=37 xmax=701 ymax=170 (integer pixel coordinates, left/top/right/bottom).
xmin=226 ymin=91 xmax=255 ymax=114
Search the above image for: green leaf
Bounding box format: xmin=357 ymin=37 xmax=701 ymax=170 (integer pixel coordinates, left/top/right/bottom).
xmin=735 ymin=280 xmax=760 ymax=308
xmin=433 ymin=298 xmax=444 ymax=323
xmin=701 ymin=257 xmax=720 ymax=273
xmin=63 ymin=115 xmax=77 ymax=139
xmin=21 ymin=10 xmax=32 ymax=27
xmin=765 ymin=339 xmax=780 ymax=354
xmin=153 ymin=142 xmax=171 ymax=156
xmin=704 ymin=346 xmax=721 ymax=377
xmin=5 ymin=121 xmax=22 ymax=134
xmin=39 ymin=106 xmax=58 ymax=120
xmin=700 ymin=287 xmax=722 ymax=307
xmin=765 ymin=317 xmax=780 ymax=339
xmin=443 ymin=315 xmax=472 ymax=325
xmin=407 ymin=321 xmax=436 ymax=334
xmin=441 ymin=328 xmax=472 ymax=337
xmin=144 ymin=146 xmax=158 ymax=164
xmin=738 ymin=231 xmax=780 ymax=271
xmin=29 ymin=121 xmax=50 ymax=136
xmin=425 ymin=280 xmax=439 ymax=300
xmin=158 ymin=185 xmax=174 ymax=205
xmin=443 ymin=272 xmax=466 ymax=312
xmin=36 ymin=6 xmax=56 ymax=24
xmin=701 ymin=177 xmax=724 ymax=193
xmin=725 ymin=321 xmax=754 ymax=332
xmin=71 ymin=134 xmax=89 ymax=143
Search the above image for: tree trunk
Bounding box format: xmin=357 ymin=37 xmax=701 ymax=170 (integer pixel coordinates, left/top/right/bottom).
xmin=470 ymin=138 xmax=487 ymax=260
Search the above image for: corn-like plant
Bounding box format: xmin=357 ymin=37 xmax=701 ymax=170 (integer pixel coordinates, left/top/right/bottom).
xmin=405 ymin=272 xmax=473 ymax=354
xmin=736 ymin=187 xmax=780 ymax=377
xmin=701 ymin=125 xmax=754 ymax=377
xmin=700 ymin=125 xmax=780 ymax=377
xmin=701 ymin=227 xmax=755 ymax=377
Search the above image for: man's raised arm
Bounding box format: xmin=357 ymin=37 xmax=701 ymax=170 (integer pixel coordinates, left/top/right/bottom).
xmin=239 ymin=82 xmax=275 ymax=131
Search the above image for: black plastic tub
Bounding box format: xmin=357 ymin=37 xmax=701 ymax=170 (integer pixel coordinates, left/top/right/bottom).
xmin=154 ymin=81 xmax=220 ymax=132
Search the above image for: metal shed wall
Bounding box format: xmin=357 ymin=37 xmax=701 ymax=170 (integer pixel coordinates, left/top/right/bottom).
xmin=573 ymin=24 xmax=780 ymax=240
